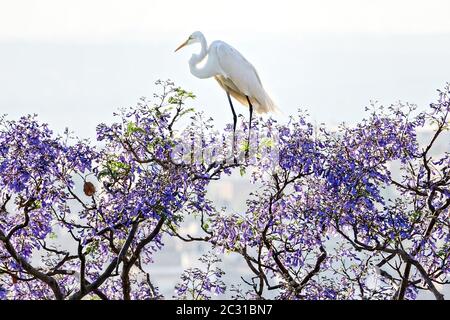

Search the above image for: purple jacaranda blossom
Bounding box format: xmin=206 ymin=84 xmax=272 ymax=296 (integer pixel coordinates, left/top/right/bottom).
xmin=174 ymin=252 xmax=226 ymax=300
xmin=0 ymin=286 xmax=6 ymax=300
xmin=1 ymin=81 xmax=449 ymax=300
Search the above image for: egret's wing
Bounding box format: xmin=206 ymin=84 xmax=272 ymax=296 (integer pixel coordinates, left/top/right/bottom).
xmin=212 ymin=41 xmax=278 ymax=114
xmin=212 ymin=41 xmax=262 ymax=97
xmin=214 ymin=74 xmax=250 ymax=109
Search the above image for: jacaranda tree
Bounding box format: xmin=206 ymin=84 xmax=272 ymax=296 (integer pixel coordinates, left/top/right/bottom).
xmin=1 ymin=81 xmax=449 ymax=300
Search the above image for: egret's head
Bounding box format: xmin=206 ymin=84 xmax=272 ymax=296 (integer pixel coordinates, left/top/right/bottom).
xmin=175 ymin=31 xmax=203 ymax=52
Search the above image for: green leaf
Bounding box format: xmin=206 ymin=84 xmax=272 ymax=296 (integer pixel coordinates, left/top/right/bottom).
xmin=240 ymin=141 xmax=249 ymax=152
xmin=261 ymin=137 xmax=274 ymax=148
xmin=126 ymin=122 xmax=145 ymax=136
xmin=179 ymin=108 xmax=195 ymax=117
xmin=48 ymin=232 xmax=58 ymax=240
xmin=85 ymin=241 xmax=99 ymax=255
xmin=33 ymin=200 xmax=42 ymax=209
xmin=98 ymin=156 xmax=132 ymax=181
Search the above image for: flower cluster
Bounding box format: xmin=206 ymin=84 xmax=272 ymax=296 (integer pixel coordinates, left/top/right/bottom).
xmin=0 ymin=81 xmax=221 ymax=300
xmin=199 ymin=85 xmax=449 ymax=300
xmin=174 ymin=252 xmax=226 ymax=300
xmin=1 ymin=81 xmax=449 ymax=300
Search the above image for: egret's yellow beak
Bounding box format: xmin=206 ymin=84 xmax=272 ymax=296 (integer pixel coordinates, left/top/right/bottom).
xmin=174 ymin=39 xmax=189 ymax=52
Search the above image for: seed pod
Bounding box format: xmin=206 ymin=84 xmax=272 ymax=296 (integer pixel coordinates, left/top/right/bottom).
xmin=83 ymin=181 xmax=96 ymax=196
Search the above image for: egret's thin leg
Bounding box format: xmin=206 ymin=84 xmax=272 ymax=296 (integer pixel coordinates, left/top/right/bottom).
xmin=246 ymin=96 xmax=253 ymax=158
xmin=227 ymin=92 xmax=237 ymax=135
xmin=226 ymin=92 xmax=237 ymax=160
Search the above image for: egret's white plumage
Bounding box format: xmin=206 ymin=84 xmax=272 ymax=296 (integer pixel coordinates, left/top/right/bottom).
xmin=175 ymin=31 xmax=278 ymax=114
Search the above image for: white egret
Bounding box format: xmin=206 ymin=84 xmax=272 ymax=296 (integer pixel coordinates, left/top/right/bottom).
xmin=175 ymin=31 xmax=278 ymax=146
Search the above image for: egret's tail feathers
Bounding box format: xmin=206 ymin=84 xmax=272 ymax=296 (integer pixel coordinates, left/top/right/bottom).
xmin=256 ymin=93 xmax=281 ymax=116
xmin=266 ymin=100 xmax=282 ymax=116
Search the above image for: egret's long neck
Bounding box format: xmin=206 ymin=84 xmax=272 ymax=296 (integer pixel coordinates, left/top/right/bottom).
xmin=189 ymin=35 xmax=211 ymax=79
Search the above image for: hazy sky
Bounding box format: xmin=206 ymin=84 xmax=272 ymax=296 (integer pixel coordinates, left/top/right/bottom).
xmin=2 ymin=0 xmax=450 ymax=41
xmin=1 ymin=0 xmax=450 ymax=138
